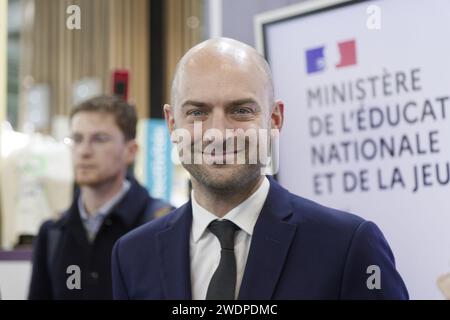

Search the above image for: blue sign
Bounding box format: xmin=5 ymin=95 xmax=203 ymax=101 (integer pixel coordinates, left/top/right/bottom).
xmin=145 ymin=119 xmax=173 ymax=202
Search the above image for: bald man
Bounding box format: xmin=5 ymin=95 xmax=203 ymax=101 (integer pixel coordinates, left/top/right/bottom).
xmin=111 ymin=38 xmax=408 ymax=300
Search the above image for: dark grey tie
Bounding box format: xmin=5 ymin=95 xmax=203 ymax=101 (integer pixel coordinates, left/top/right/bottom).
xmin=206 ymin=220 xmax=240 ymax=300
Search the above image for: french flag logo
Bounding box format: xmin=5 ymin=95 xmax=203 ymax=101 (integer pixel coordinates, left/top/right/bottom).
xmin=306 ymin=39 xmax=357 ymax=74
xmin=306 ymin=46 xmax=325 ymax=74
xmin=335 ymin=40 xmax=357 ymax=68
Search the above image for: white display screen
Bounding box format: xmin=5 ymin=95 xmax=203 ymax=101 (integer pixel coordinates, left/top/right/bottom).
xmin=259 ymin=0 xmax=450 ymax=299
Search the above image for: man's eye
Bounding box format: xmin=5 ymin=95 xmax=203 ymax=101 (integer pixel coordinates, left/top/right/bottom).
xmin=232 ymin=108 xmax=253 ymax=114
xmin=187 ymin=110 xmax=207 ymax=117
xmin=92 ymin=135 xmax=111 ymax=143
xmin=71 ymin=136 xmax=83 ymax=144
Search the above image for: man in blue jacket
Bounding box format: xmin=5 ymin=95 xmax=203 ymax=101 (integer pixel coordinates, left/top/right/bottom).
xmin=28 ymin=95 xmax=172 ymax=299
xmin=112 ymin=38 xmax=409 ymax=300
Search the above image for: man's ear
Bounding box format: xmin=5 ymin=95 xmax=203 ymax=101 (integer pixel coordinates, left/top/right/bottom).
xmin=164 ymin=104 xmax=175 ymax=134
xmin=125 ymin=140 xmax=138 ymax=165
xmin=271 ymin=100 xmax=284 ymax=130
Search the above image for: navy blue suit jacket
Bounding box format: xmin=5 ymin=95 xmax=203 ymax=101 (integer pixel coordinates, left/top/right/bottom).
xmin=28 ymin=177 xmax=172 ymax=300
xmin=112 ymin=178 xmax=408 ymax=299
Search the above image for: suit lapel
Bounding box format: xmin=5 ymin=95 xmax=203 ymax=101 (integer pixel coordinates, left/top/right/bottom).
xmin=156 ymin=202 xmax=193 ymax=299
xmin=238 ymin=178 xmax=297 ymax=300
xmin=63 ymin=200 xmax=91 ymax=249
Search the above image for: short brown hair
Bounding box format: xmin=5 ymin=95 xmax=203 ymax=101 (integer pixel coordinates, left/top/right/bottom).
xmin=70 ymin=95 xmax=137 ymax=140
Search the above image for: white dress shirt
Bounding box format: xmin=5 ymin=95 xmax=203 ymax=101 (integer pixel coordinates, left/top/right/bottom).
xmin=190 ymin=177 xmax=270 ymax=300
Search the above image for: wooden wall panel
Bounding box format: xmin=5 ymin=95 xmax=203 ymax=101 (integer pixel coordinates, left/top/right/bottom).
xmin=164 ymin=0 xmax=204 ymax=104
xmin=18 ymin=0 xmax=204 ymax=123
xmin=20 ymin=0 xmax=150 ymax=125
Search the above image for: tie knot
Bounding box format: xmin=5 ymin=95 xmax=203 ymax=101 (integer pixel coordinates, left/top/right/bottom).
xmin=208 ymin=220 xmax=239 ymax=250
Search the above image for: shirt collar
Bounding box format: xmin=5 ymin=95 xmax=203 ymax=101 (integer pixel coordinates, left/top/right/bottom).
xmin=191 ymin=176 xmax=270 ymax=243
xmin=79 ymin=179 xmax=131 ymax=221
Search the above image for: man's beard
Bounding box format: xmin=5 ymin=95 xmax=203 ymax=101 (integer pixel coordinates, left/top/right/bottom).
xmin=75 ymin=169 xmax=120 ymax=188
xmin=177 ymin=129 xmax=270 ymax=193
xmin=183 ymin=162 xmax=262 ymax=194
xmin=183 ymin=136 xmax=264 ymax=194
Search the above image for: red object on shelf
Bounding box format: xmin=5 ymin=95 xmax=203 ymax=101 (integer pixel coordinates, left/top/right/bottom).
xmin=112 ymin=70 xmax=130 ymax=101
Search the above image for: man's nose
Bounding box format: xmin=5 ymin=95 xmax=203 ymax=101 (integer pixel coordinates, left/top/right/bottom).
xmin=75 ymin=139 xmax=94 ymax=157
xmin=206 ymin=109 xmax=230 ymax=134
